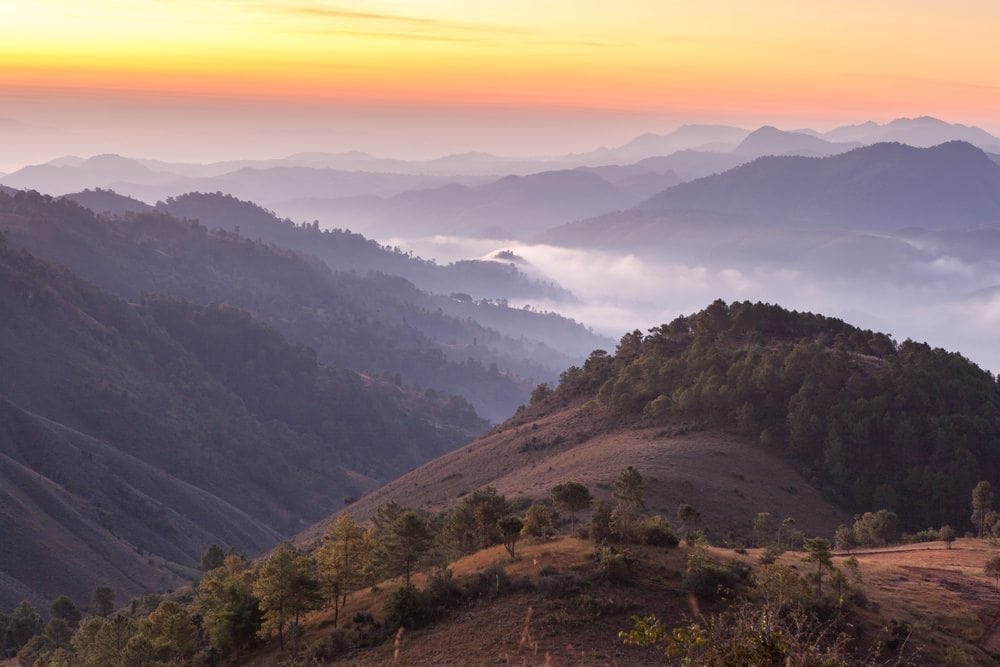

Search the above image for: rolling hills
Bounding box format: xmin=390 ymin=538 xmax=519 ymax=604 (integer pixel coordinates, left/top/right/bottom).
xmin=0 ymin=232 xmax=490 ymax=607
xmin=0 ymin=190 xmax=611 ymax=421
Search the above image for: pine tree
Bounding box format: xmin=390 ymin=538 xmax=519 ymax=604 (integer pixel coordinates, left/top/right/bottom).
xmin=804 ymin=537 xmax=833 ymax=596
xmin=316 ymin=513 xmax=367 ymax=627
xmin=252 ymin=543 xmax=322 ymax=651
xmin=195 ymin=554 xmax=261 ymax=656
xmin=551 ymin=482 xmax=592 ymax=531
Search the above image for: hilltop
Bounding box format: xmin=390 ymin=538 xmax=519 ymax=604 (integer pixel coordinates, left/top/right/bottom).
xmin=318 ymin=300 xmax=999 ymax=538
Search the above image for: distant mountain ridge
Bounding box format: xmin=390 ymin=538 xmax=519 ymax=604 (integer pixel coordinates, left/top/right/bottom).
xmin=542 ymin=141 xmax=1000 ymax=254
xmin=639 ymin=141 xmax=1000 ymax=229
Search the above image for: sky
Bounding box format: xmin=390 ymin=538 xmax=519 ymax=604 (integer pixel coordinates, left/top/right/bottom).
xmin=4 ymin=0 xmax=1000 ymax=168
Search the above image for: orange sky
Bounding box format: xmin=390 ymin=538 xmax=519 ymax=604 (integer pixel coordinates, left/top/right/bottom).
xmin=3 ymin=1 xmax=1000 ymax=166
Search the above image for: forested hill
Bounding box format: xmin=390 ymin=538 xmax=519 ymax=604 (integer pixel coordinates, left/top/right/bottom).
xmin=536 ymin=300 xmax=1000 ymax=530
xmin=0 ymin=190 xmax=586 ymax=421
xmin=0 ymin=232 xmax=485 ymax=607
xmin=157 ymin=191 xmax=570 ymax=301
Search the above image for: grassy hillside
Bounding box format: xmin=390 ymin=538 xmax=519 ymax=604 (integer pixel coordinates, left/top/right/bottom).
xmin=302 ymin=401 xmax=847 ymax=547
xmin=244 ymin=537 xmax=1000 ymax=665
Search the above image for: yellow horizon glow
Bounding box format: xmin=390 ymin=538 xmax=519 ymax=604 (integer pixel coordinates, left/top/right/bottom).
xmin=3 ymin=1 xmax=1000 ymax=125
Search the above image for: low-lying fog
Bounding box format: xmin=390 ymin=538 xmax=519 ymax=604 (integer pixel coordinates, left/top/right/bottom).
xmin=384 ymin=233 xmax=1000 ymax=375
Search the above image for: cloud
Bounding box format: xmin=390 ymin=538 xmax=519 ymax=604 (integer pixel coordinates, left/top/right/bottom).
xmin=386 ymin=233 xmax=1000 ymax=375
xmin=257 ymin=2 xmax=615 ymax=47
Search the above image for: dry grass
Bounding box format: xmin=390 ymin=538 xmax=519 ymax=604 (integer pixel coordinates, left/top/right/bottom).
xmin=299 ymin=401 xmax=848 ymax=550
xmin=247 ymin=536 xmax=1000 ymax=665
xmin=838 ymin=539 xmax=1000 ymax=662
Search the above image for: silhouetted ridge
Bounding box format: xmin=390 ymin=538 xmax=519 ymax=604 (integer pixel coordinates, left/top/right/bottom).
xmin=637 ymin=141 xmax=1000 ymax=229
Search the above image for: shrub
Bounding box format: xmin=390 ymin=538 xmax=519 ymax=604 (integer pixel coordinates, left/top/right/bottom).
xmin=307 ymin=627 xmax=351 ymax=661
xmin=382 ymin=586 xmax=444 ymax=630
xmin=636 ymin=515 xmax=680 ymax=547
xmin=593 ymin=544 xmax=632 ymax=584
xmin=683 ymin=551 xmax=746 ymax=600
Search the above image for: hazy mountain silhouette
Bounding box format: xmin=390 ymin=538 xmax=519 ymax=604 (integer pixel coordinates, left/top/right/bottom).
xmin=824 ymin=116 xmax=1000 ymax=150
xmin=272 ymin=169 xmax=636 ymax=239
xmin=0 ymin=190 xmax=599 ymax=420
xmin=62 ymin=188 xmax=154 ymax=216
xmin=733 ymin=126 xmax=861 ymax=158
xmin=1 ymin=154 xmax=177 ymax=194
xmin=157 ymin=191 xmax=572 ymax=300
xmin=567 ymin=124 xmax=749 ymax=164
xmin=638 ymin=141 xmax=1000 ymax=229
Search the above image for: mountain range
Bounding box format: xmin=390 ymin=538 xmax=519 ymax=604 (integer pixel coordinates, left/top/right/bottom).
xmin=541 ymin=141 xmax=1000 ymax=259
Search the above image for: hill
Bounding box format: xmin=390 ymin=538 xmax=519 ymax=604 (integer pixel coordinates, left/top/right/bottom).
xmin=0 ymin=190 xmax=593 ymax=421
xmin=314 ymin=301 xmax=999 ymax=540
xmin=61 ymin=188 xmax=153 ymax=216
xmin=0 ymin=233 xmax=486 ymax=607
xmin=824 ymin=116 xmax=1000 ymax=150
xmin=640 ymin=141 xmax=1000 ymax=230
xmin=732 ymin=126 xmax=861 ymax=158
xmin=156 ymin=191 xmax=573 ymax=301
xmin=542 ymin=141 xmax=1000 ymax=252
xmin=240 ymin=537 xmax=1000 ymax=665
xmin=270 ymin=168 xmax=637 ymax=240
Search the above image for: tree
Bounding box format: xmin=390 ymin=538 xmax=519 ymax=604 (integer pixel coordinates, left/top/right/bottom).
xmin=551 ymin=482 xmax=592 ymax=531
xmin=614 ymin=467 xmax=646 ymax=512
xmin=71 ymin=615 xmax=142 ymax=666
xmin=200 ymin=544 xmax=227 ymax=573
xmin=446 ymin=487 xmax=509 ymax=553
xmin=5 ymin=601 xmax=42 ymax=655
xmin=381 ymin=510 xmax=434 ymax=586
xmin=498 ymin=516 xmax=524 ymax=559
xmin=985 ymin=555 xmax=1000 ymax=591
xmin=752 ymin=512 xmax=774 ymax=548
xmin=93 ymin=586 xmax=116 ymax=617
xmin=315 ymin=513 xmax=368 ymax=627
xmin=779 ymin=517 xmax=803 ymax=550
xmin=140 ymin=600 xmax=197 ymax=663
xmin=50 ymin=596 xmax=82 ymax=628
xmin=590 ymin=499 xmax=614 ymax=542
xmin=972 ymin=481 xmax=993 ymax=538
xmin=803 ymin=537 xmax=833 ymax=596
xmin=613 ymin=467 xmax=646 ymax=542
xmin=521 ymin=502 xmax=557 ymax=540
xmin=195 ymin=554 xmax=261 ymax=656
xmin=252 ymin=542 xmax=322 ymax=651
xmin=939 ymin=525 xmax=956 ymax=550
xmin=834 ymin=524 xmax=855 ymax=552
xmin=676 ymin=503 xmax=703 ymax=539
xmin=852 ymin=510 xmax=898 ymax=547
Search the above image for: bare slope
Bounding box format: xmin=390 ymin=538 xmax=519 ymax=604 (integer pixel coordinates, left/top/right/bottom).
xmin=301 ymin=400 xmax=847 ymax=547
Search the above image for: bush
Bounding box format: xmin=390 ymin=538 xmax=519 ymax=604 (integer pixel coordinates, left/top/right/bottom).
xmin=467 ymin=561 xmax=511 ymax=599
xmin=382 ymin=585 xmax=444 ymax=630
xmin=636 ymin=515 xmax=680 ymax=547
xmin=307 ymin=628 xmax=351 ymax=661
xmin=683 ymin=551 xmax=748 ymax=601
xmin=593 ymin=544 xmax=632 ymax=584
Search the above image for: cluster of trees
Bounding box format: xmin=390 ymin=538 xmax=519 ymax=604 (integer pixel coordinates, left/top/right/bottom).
xmin=2 ymin=467 xmax=684 ymax=664
xmin=545 ymin=300 xmax=1000 ymax=531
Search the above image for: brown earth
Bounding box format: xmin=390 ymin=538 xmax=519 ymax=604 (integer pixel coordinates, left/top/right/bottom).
xmin=833 ymin=539 xmax=1000 ymax=663
xmin=300 ymin=400 xmax=848 ymax=548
